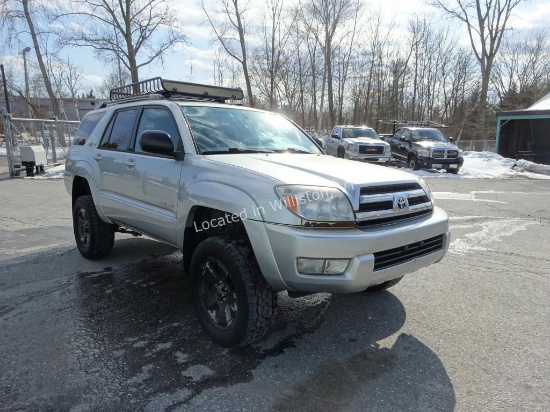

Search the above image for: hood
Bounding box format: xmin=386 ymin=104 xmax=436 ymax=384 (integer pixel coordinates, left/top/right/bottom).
xmin=344 ymin=137 xmax=388 ymax=145
xmin=415 ymin=140 xmax=458 ymax=150
xmin=205 ymin=153 xmax=419 ymax=191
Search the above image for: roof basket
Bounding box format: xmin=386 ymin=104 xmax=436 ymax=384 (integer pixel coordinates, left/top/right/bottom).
xmin=109 ymin=77 xmax=244 ymax=103
xmin=376 ymin=119 xmax=448 ymax=134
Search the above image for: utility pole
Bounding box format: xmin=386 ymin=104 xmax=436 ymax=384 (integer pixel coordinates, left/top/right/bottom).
xmin=22 ymin=47 xmax=31 ymax=117
xmin=1 ymin=64 xmax=11 ymax=114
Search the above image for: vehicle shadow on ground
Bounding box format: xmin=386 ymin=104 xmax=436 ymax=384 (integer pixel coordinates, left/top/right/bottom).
xmin=61 ymin=249 xmax=455 ymax=411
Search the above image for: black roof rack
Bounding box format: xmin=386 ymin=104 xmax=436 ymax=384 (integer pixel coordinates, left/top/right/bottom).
xmin=109 ymin=77 xmax=244 ymax=104
xmin=376 ymin=119 xmax=448 ymax=134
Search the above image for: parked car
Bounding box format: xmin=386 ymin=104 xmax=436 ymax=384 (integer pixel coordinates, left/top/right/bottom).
xmin=325 ymin=125 xmax=391 ymax=165
xmin=387 ymin=127 xmax=464 ymax=173
xmin=64 ymin=78 xmax=450 ymax=347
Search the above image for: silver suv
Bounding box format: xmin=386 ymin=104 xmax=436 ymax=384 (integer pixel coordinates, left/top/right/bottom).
xmin=65 ymin=78 xmax=450 ymax=347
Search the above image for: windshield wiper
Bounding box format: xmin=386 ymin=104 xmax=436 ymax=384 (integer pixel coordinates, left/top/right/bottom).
xmin=202 ymin=148 xmax=274 ymax=155
xmin=272 ymin=148 xmax=314 ymax=154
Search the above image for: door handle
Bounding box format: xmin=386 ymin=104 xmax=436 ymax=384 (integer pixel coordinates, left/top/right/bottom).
xmin=124 ymin=159 xmax=135 ymax=169
xmin=93 ymin=154 xmax=102 ymax=162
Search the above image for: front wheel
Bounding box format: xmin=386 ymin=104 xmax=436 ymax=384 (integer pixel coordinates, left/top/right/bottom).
xmin=407 ymin=155 xmax=419 ymax=170
xmin=190 ymin=236 xmax=277 ymax=347
xmin=337 ymin=147 xmax=345 ymax=158
xmin=73 ymin=195 xmax=115 ymax=259
xmin=446 ymin=168 xmax=459 ymax=174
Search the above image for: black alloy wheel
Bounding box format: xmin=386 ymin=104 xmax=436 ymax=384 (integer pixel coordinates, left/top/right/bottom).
xmin=190 ymin=236 xmax=277 ymax=347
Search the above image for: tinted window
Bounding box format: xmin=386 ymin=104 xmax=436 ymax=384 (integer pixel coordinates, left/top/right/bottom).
xmin=411 ymin=129 xmax=448 ymax=142
xmin=343 ymin=128 xmax=378 ymax=139
xmin=99 ymin=108 xmax=138 ymax=151
xmin=73 ymin=112 xmax=105 ymax=145
xmin=135 ymin=108 xmax=180 ymax=154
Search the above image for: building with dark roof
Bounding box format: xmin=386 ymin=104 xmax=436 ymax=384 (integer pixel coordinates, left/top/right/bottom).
xmin=496 ymin=92 xmax=550 ymax=164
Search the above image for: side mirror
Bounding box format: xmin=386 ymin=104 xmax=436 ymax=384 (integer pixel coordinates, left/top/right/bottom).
xmin=449 ymin=137 xmax=455 ymax=143
xmin=399 ymin=135 xmax=408 ymax=142
xmin=331 ymin=134 xmax=340 ymax=139
xmin=140 ymin=130 xmax=175 ymax=156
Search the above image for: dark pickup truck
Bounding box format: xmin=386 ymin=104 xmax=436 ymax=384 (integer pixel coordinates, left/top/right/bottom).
xmin=387 ymin=127 xmax=464 ymax=174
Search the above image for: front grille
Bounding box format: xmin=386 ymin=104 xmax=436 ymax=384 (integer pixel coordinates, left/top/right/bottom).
xmin=357 ymin=183 xmax=432 ymax=226
xmin=431 ymin=149 xmax=459 ymax=159
xmin=356 ymin=210 xmax=432 ymax=227
xmin=446 ymin=150 xmax=459 ymax=158
xmin=359 ymin=200 xmax=393 ymax=213
xmin=360 ymin=183 xmax=421 ymax=196
xmin=373 ymin=235 xmax=444 ymax=271
xmin=358 ymin=145 xmax=384 ymax=155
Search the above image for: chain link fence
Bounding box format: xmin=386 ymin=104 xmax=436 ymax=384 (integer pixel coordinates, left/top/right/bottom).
xmin=1 ymin=112 xmax=80 ymax=177
xmin=455 ymin=140 xmax=496 ymax=152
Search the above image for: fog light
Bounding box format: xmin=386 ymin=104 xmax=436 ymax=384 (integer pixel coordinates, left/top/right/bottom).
xmin=297 ymin=258 xmax=350 ymax=275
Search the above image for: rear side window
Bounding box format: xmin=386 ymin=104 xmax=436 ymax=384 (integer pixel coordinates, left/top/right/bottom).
xmin=73 ymin=112 xmax=105 ymax=145
xmin=99 ymin=108 xmax=139 ymax=151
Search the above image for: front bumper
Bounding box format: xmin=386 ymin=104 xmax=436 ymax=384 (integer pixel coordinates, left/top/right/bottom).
xmin=345 ymin=151 xmax=391 ymax=164
xmin=418 ymin=156 xmax=464 ymax=170
xmin=245 ymin=207 xmax=450 ymax=293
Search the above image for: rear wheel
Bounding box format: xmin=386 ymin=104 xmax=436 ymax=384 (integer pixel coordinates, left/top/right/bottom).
xmin=73 ymin=195 xmax=115 ymax=259
xmin=407 ymin=155 xmax=419 ymax=170
xmin=190 ymin=236 xmax=277 ymax=347
xmin=365 ymin=276 xmax=403 ymax=292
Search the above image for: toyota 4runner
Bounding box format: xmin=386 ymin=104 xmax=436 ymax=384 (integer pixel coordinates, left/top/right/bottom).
xmin=65 ymin=78 xmax=450 ymax=347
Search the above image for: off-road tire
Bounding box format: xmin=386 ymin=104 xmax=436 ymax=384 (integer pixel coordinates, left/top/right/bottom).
xmin=365 ymin=276 xmax=403 ymax=292
xmin=73 ymin=195 xmax=115 ymax=259
xmin=446 ymin=168 xmax=459 ymax=174
xmin=337 ymin=147 xmax=345 ymax=158
xmin=190 ymin=236 xmax=278 ymax=347
xmin=407 ymin=155 xmax=419 ymax=170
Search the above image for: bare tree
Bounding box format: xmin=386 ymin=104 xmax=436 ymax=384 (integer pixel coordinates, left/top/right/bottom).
xmin=251 ymin=0 xmax=292 ymax=110
xmin=433 ymin=0 xmax=524 ymax=137
xmin=200 ymin=0 xmax=255 ymax=107
xmin=96 ymin=70 xmax=132 ymax=99
xmin=1 ymin=0 xmax=62 ymax=120
xmin=61 ymin=0 xmax=186 ymax=84
xmin=492 ymin=28 xmax=550 ymax=109
xmin=302 ymin=0 xmax=362 ymax=127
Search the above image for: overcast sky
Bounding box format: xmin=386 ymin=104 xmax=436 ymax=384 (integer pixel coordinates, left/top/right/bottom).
xmin=3 ymin=0 xmax=550 ymax=95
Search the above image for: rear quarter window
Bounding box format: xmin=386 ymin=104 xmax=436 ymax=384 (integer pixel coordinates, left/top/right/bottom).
xmin=73 ymin=112 xmax=106 ymax=145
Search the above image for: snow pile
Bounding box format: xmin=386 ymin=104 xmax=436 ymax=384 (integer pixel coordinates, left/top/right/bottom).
xmin=39 ymin=164 xmax=65 ymax=179
xmin=514 ymin=159 xmax=550 ymax=176
xmin=407 ymin=151 xmax=550 ymax=179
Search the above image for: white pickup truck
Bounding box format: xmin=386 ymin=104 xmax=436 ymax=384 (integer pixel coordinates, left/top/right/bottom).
xmin=64 ymin=78 xmax=450 ymax=347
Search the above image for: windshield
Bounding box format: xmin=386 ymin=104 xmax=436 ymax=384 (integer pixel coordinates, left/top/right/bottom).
xmin=411 ymin=129 xmax=449 ymax=142
xmin=181 ymin=106 xmax=322 ymax=155
xmin=343 ymin=128 xmax=378 ymax=139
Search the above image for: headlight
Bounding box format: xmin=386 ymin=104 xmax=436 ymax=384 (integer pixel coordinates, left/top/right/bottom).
xmin=346 ymin=143 xmax=357 ymax=152
xmin=418 ymin=178 xmax=433 ymax=202
xmin=417 ymin=149 xmax=430 ymax=157
xmin=384 ymin=145 xmax=391 ymax=154
xmin=458 ymin=149 xmax=464 ymax=157
xmin=274 ymin=185 xmax=355 ymax=225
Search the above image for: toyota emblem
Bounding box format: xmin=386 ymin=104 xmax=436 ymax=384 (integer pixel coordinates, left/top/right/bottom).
xmin=394 ymin=196 xmax=409 ymax=211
